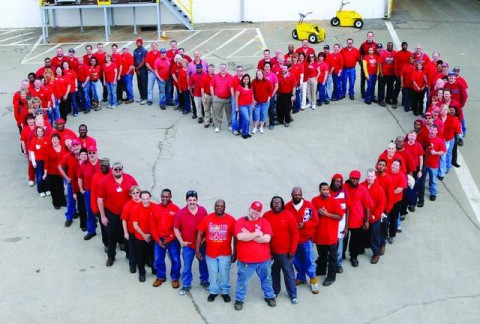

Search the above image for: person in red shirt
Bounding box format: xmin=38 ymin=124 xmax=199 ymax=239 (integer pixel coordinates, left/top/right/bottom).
xmin=378 ymin=142 xmax=407 ymax=175
xmin=36 ymin=57 xmax=52 ymax=79
xmin=400 ymin=55 xmax=415 ymax=112
xmin=312 ymin=183 xmax=343 ymax=286
xmin=340 ymin=38 xmax=360 ymax=100
xmin=257 ymin=49 xmax=277 ymax=71
xmin=378 ymin=42 xmax=397 ymax=107
xmin=30 ymin=79 xmax=51 ymax=113
xmin=151 ymin=189 xmax=181 ymax=288
xmin=196 ymin=199 xmax=236 ymax=302
xmin=98 ymin=161 xmax=138 ymax=267
xmin=153 ymin=48 xmax=171 ymax=110
xmin=344 ymin=170 xmax=373 ymax=267
xmin=51 ymin=47 xmax=67 ymax=71
xmin=413 ymin=44 xmax=431 ymax=66
xmin=411 ymin=62 xmax=427 ymax=116
xmin=51 ymin=118 xmax=76 ymax=147
xmin=235 ymin=74 xmax=254 ymax=138
xmin=119 ymin=46 xmax=135 ymax=104
xmin=285 ymin=187 xmax=320 ymax=294
xmin=263 ymin=196 xmax=299 ymax=304
xmin=77 ymin=124 xmax=97 ymax=150
xmin=176 ymin=59 xmax=190 ymax=115
xmin=287 ymin=54 xmax=303 ymax=112
xmin=146 ymin=42 xmax=161 ymax=106
xmin=201 ymin=64 xmax=215 ymax=128
xmin=230 ymin=65 xmax=244 ymax=135
xmin=20 ymin=114 xmax=37 ymax=185
xmin=121 ymin=185 xmax=141 ymax=274
xmin=103 ymin=54 xmax=118 ymax=109
xmin=326 ymin=43 xmax=344 ymax=101
xmin=78 ymin=145 xmax=101 ymax=239
xmin=76 ymin=57 xmax=89 ymax=113
xmin=420 ymin=124 xmax=446 ymax=202
xmin=404 ymin=130 xmax=425 ymax=210
xmin=210 ymin=63 xmax=233 ymax=133
xmin=359 ymin=31 xmax=377 ymax=98
xmin=52 ymin=67 xmax=71 ymax=120
xmin=362 ymin=45 xmax=380 ymax=105
xmin=189 ymin=64 xmax=206 ymax=123
xmin=62 ymin=61 xmax=78 ymax=116
xmin=132 ymin=190 xmax=157 ymax=282
xmin=44 ymin=133 xmax=66 ymax=209
xmin=110 ymin=44 xmax=124 ymax=104
xmin=251 ymin=69 xmax=273 ymax=134
xmin=90 ymin=158 xmax=111 ymax=249
xmin=13 ymin=89 xmax=29 ymax=133
xmin=65 ymin=48 xmax=79 ymax=73
xmin=174 ymin=190 xmax=209 ymax=295
xmin=29 ymin=126 xmax=51 ymax=197
xmin=387 ymin=160 xmax=407 ymax=244
xmin=233 ymin=201 xmax=276 ymax=311
xmin=362 ymin=170 xmax=387 ymax=264
xmin=93 ymin=43 xmax=108 ymax=102
xmin=304 ymin=53 xmax=318 ymax=109
xmin=328 ymin=174 xmax=348 ymax=272
xmin=295 ymin=39 xmax=315 ymax=58
xmin=276 ymin=66 xmax=296 ymax=127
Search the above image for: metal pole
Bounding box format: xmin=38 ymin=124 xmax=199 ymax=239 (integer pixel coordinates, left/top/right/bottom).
xmin=52 ymin=8 xmax=57 ymax=28
xmin=104 ymin=7 xmax=109 ymax=41
xmin=79 ymin=8 xmax=84 ymax=32
xmin=41 ymin=8 xmax=47 ymax=44
xmin=133 ymin=7 xmax=137 ymax=34
xmin=45 ymin=9 xmax=49 ymax=39
xmin=157 ymin=2 xmax=161 ymax=39
xmin=110 ymin=7 xmax=115 ymax=28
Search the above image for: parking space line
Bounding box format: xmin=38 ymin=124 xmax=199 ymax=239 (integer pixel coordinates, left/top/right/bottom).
xmin=74 ymin=43 xmax=86 ymax=50
xmin=256 ymin=28 xmax=267 ymax=50
xmin=227 ymin=36 xmax=259 ymax=58
xmin=203 ymin=29 xmax=248 ymax=58
xmin=177 ymin=30 xmax=202 ymax=46
xmin=187 ymin=30 xmax=223 ymax=54
xmin=20 ymin=35 xmax=43 ymax=64
xmin=11 ymin=37 xmax=36 ymax=45
xmin=21 ymin=43 xmax=63 ymax=64
xmin=0 ymin=32 xmax=34 ymax=43
xmin=385 ymin=21 xmax=401 ymax=50
xmin=0 ymin=29 xmax=20 ymax=36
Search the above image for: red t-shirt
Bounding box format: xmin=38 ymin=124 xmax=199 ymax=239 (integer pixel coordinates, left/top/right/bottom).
xmin=263 ymin=210 xmax=299 ymax=254
xmin=394 ymin=50 xmax=412 ymax=75
xmin=234 ymin=217 xmax=272 ymax=263
xmin=290 ymin=63 xmax=304 ymax=85
xmin=378 ymin=151 xmax=407 ymax=174
xmin=151 ymin=202 xmax=180 ymax=243
xmin=401 ymin=64 xmax=415 ymax=88
xmin=388 ymin=171 xmax=408 ymax=204
xmin=344 ymin=183 xmax=373 ymax=229
xmin=211 ymin=73 xmax=233 ymax=99
xmin=252 ymin=79 xmax=273 ymax=103
xmin=154 ymin=57 xmax=171 ymax=81
xmin=111 ymin=53 xmax=122 ymax=66
xmin=359 ymin=41 xmax=377 ymax=58
xmin=90 ymin=171 xmax=110 ymax=214
xmin=77 ymin=160 xmax=100 ymax=191
xmin=277 ymin=74 xmax=296 ymax=94
xmin=317 ymin=61 xmax=329 ymax=83
xmin=121 ymin=199 xmax=140 ymax=234
xmin=76 ymin=64 xmax=89 ymax=82
xmin=404 ymin=141 xmax=425 ymax=171
xmin=97 ymin=173 xmax=138 ymax=215
xmin=202 ymin=73 xmax=213 ymax=95
xmin=326 ymin=52 xmax=344 ymax=74
xmin=30 ymin=87 xmax=50 ymax=108
xmin=197 ymin=213 xmax=236 ymax=258
xmin=295 ymin=47 xmax=315 ymax=57
xmin=361 ymin=181 xmax=386 ymax=223
xmin=145 ymin=50 xmax=160 ymax=70
xmin=29 ymin=136 xmax=50 ymax=161
xmin=311 ymin=195 xmax=343 ymax=245
xmin=236 ymin=85 xmax=253 ymax=105
xmin=379 ymin=50 xmax=396 ymax=76
xmin=190 ymin=72 xmax=205 ymax=97
xmin=304 ymin=62 xmax=318 ymax=79
xmin=285 ymin=199 xmax=319 ymax=243
xmin=103 ymin=63 xmax=117 ymax=83
xmin=376 ymin=172 xmax=394 ymax=213
xmin=121 ymin=53 xmax=134 ymax=76
xmin=132 ymin=203 xmax=157 ymax=240
xmin=64 ymin=70 xmax=77 ymax=93
xmin=59 ymin=152 xmax=80 ymax=193
xmin=51 ymin=56 xmax=66 ymax=71
xmin=363 ymin=54 xmax=379 ymax=75
xmin=44 ymin=145 xmax=64 ymax=175
xmin=177 ymin=68 xmax=188 ymax=91
xmin=21 ymin=125 xmax=35 ymax=147
xmin=88 ymin=65 xmax=101 ymax=82
xmin=443 ymin=115 xmax=461 ymax=141
xmin=53 ymin=77 xmax=68 ymax=99
xmin=425 ymin=136 xmax=446 ymax=168
xmin=340 ymin=47 xmax=360 ymax=69
xmin=173 ymin=205 xmax=208 ymax=249
xmin=78 ymin=136 xmax=97 ymax=150
xmin=411 ymin=70 xmax=426 ymax=92
xmin=93 ymin=52 xmax=106 ymax=69
xmin=52 ymin=128 xmax=77 ymax=147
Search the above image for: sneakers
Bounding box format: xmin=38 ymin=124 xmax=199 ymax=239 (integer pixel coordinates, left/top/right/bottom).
xmin=291 ymin=298 xmax=299 ymax=304
xmin=179 ymin=286 xmax=191 ymax=296
xmin=172 ymin=280 xmax=180 ymax=289
xmin=322 ymin=279 xmax=335 ymax=286
xmin=64 ymin=220 xmax=73 ymax=227
xmin=264 ymin=298 xmax=276 ymax=307
xmin=124 ymin=99 xmax=134 ymax=104
xmin=233 ymin=130 xmax=239 ymax=135
xmin=214 ymin=127 xmax=220 ymax=133
xmin=380 ymin=246 xmax=386 ymax=256
xmin=200 ymin=281 xmax=210 ymax=290
xmin=39 ymin=192 xmax=46 ymax=198
xmin=310 ymin=277 xmax=320 ymax=294
xmin=84 ymin=233 xmax=96 ymax=241
xmin=397 ymin=226 xmax=402 ymax=233
xmin=221 ymin=294 xmax=231 ymax=303
xmin=252 ymin=127 xmax=257 ymax=134
xmin=46 ymin=191 xmax=51 ymax=196
xmin=259 ymin=127 xmax=264 ymax=134
xmin=147 ymin=101 xmax=153 ymax=106
xmin=152 ymin=278 xmax=166 ymax=287
xmin=28 ymin=180 xmax=35 ymax=187
xmin=140 ymin=100 xmax=148 ymax=105
xmin=207 ymin=294 xmax=218 ymax=302
xmin=234 ymin=300 xmax=243 ymax=311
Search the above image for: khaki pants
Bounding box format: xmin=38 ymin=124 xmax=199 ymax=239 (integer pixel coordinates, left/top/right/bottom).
xmin=212 ymin=96 xmax=232 ymax=128
xmin=306 ymin=77 xmax=317 ymax=106
xmin=202 ymin=94 xmax=213 ymax=125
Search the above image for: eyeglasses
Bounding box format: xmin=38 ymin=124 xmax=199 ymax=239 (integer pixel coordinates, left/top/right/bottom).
xmin=132 ymin=191 xmax=140 ymax=195
xmin=425 ymin=117 xmax=433 ymax=119
xmin=113 ymin=167 xmax=123 ymax=171
xmin=88 ymin=151 xmax=96 ymax=154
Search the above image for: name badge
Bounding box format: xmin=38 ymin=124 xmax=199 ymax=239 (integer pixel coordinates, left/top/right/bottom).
xmin=116 ymin=187 xmax=123 ymax=193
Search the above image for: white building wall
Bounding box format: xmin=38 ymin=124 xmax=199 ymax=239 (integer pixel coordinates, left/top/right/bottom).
xmin=0 ymin=0 xmax=388 ymax=28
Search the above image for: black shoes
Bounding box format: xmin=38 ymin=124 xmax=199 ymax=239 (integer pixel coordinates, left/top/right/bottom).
xmin=198 ymin=117 xmax=204 ymax=124
xmin=234 ymin=300 xmax=243 ymax=311
xmin=130 ymin=265 xmax=136 ymax=274
xmin=350 ymin=258 xmax=359 ymax=267
xmin=458 ymin=138 xmax=464 ymax=146
xmin=453 ymin=163 xmax=461 ymax=168
xmin=430 ymin=195 xmax=437 ymax=201
xmin=106 ymin=258 xmax=115 ymax=267
xmin=417 ymin=201 xmax=424 ymax=208
xmin=139 ymin=274 xmax=146 ymax=282
xmin=323 ymin=279 xmax=335 ymax=286
xmin=207 ymin=294 xmax=218 ymax=302
xmin=408 ymin=205 xmax=416 ymax=212
xmin=221 ymin=294 xmax=231 ymax=303
xmin=336 ymin=266 xmax=344 ymax=273
xmin=264 ymin=298 xmax=276 ymax=307
xmin=64 ymin=220 xmax=73 ymax=227
xmin=84 ymin=233 xmax=96 ymax=241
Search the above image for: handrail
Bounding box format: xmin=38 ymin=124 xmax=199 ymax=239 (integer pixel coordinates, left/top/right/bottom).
xmin=175 ymin=0 xmax=194 ymax=26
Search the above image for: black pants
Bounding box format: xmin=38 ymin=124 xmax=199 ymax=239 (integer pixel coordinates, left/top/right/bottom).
xmin=116 ymin=78 xmax=124 ymax=102
xmin=370 ymin=220 xmax=383 ymax=256
xmin=388 ymin=201 xmax=402 ymax=238
xmin=136 ymin=68 xmax=148 ymax=100
xmin=276 ymin=93 xmax=292 ymax=124
xmin=268 ymin=95 xmax=277 ymax=126
xmin=106 ymin=209 xmax=124 ymax=259
xmin=411 ymin=89 xmax=426 ymax=115
xmin=348 ymin=228 xmax=365 ymax=259
xmin=59 ymin=96 xmax=72 ymax=120
xmin=48 ymin=174 xmax=66 ymax=208
xmin=135 ymin=238 xmax=153 ymax=276
xmin=316 ymin=244 xmax=337 ymax=280
xmin=400 ymin=190 xmax=409 ymax=216
xmin=360 ymin=67 xmax=367 ymax=97
xmin=392 ymin=76 xmax=401 ymax=105
xmin=452 ymin=135 xmax=459 ymax=165
xmin=100 ymin=76 xmax=108 ymax=101
xmin=96 ymin=213 xmax=108 ymax=247
xmin=127 ymin=234 xmax=137 ymax=267
xmin=378 ymin=75 xmax=395 ymax=103
xmin=271 ymin=253 xmax=297 ymax=298
xmin=76 ymin=191 xmax=87 ymax=229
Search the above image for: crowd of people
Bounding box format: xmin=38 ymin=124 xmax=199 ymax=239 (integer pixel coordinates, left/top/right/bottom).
xmin=11 ymin=30 xmax=469 ymax=310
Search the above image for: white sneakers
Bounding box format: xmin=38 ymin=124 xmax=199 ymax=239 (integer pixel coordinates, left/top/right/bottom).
xmin=46 ymin=191 xmax=51 ymax=196
xmin=28 ymin=181 xmax=35 ymax=187
xmin=259 ymin=127 xmax=264 ymax=134
xmin=252 ymin=128 xmax=257 ymax=134
xmin=214 ymin=127 xmax=220 ymax=133
xmin=39 ymin=192 xmax=46 ymax=198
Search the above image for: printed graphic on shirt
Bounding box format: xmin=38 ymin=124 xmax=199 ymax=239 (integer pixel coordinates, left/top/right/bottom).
xmin=208 ymin=222 xmax=228 ymax=242
xmin=303 ymin=208 xmax=312 ymax=222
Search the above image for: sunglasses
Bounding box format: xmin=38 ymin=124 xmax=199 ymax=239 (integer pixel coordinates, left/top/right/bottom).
xmin=132 ymin=191 xmax=140 ymax=195
xmin=88 ymin=151 xmax=96 ymax=154
xmin=113 ymin=167 xmax=123 ymax=171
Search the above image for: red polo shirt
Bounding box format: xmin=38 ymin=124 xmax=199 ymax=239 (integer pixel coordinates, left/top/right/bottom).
xmin=197 ymin=213 xmax=236 ymax=258
xmin=132 ymin=203 xmax=156 ymax=240
xmin=252 ymin=79 xmax=273 ymax=103
xmin=361 ymin=181 xmax=386 ymax=223
xmin=312 ymin=195 xmax=343 ymax=245
xmin=151 ymin=202 xmax=180 ymax=243
xmin=376 ymin=172 xmax=394 ymax=213
xmin=173 ymin=205 xmax=208 ymax=249
xmin=97 ymin=173 xmax=138 ymax=215
xmin=211 ymin=73 xmax=233 ymax=99
xmin=425 ymin=136 xmax=446 ymax=168
xmin=121 ymin=199 xmax=140 ymax=234
xmin=77 ymin=160 xmax=101 ymax=191
xmin=277 ymin=73 xmax=296 ymax=94
xmin=235 ymin=217 xmax=272 ymax=263
xmin=344 ymin=183 xmax=373 ymax=229
xmin=90 ymin=171 xmax=110 ymax=214
xmin=263 ymin=210 xmax=299 ymax=254
xmin=340 ymin=47 xmax=360 ymax=69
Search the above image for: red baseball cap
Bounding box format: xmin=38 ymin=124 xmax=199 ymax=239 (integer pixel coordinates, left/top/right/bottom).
xmin=349 ymin=170 xmax=361 ymax=179
xmin=71 ymin=138 xmax=81 ymax=146
xmin=250 ymin=201 xmax=263 ymax=212
xmin=88 ymin=145 xmax=97 ymax=152
xmin=55 ymin=118 xmax=65 ymax=125
xmin=136 ymin=37 xmax=143 ymax=44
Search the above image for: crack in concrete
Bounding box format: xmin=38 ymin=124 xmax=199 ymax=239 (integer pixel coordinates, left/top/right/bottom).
xmin=149 ymin=122 xmax=178 ymax=194
xmin=364 ymin=293 xmax=480 ymax=323
xmin=186 ymin=292 xmax=209 ymax=324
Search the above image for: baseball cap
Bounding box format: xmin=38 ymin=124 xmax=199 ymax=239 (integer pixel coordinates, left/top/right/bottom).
xmin=453 ymin=66 xmax=460 ymax=71
xmin=160 ymin=48 xmax=167 ymax=54
xmin=349 ymin=170 xmax=361 ymax=179
xmin=323 ymin=45 xmax=330 ymax=50
xmin=99 ymin=158 xmax=110 ymax=166
xmin=250 ymin=201 xmax=263 ymax=212
xmin=447 ymin=70 xmax=456 ymax=76
xmin=87 ymin=145 xmax=97 ymax=152
xmin=376 ymin=43 xmax=383 ymax=49
xmin=136 ymin=37 xmax=143 ymax=44
xmin=112 ymin=162 xmax=123 ymax=169
xmin=196 ymin=64 xmax=203 ymax=69
xmin=424 ymin=112 xmax=433 ymax=118
xmin=71 ymin=138 xmax=81 ymax=146
xmin=68 ymin=48 xmax=75 ymax=53
xmin=55 ymin=118 xmax=65 ymax=125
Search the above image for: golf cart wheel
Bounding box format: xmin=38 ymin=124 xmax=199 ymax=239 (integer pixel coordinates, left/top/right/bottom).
xmin=292 ymin=29 xmax=298 ymax=40
xmin=331 ymin=17 xmax=340 ymax=27
xmin=354 ymin=19 xmax=364 ymax=28
xmin=308 ymin=34 xmax=318 ymax=43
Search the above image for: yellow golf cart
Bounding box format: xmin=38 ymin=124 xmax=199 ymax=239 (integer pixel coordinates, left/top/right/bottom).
xmin=331 ymin=1 xmax=364 ymax=28
xmin=292 ymin=12 xmax=326 ymax=43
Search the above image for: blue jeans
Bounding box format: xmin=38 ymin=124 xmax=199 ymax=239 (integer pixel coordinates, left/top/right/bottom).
xmin=106 ymin=82 xmax=117 ymax=106
xmin=147 ymin=70 xmax=160 ymax=102
xmin=445 ymin=139 xmax=454 ymax=172
xmin=70 ymin=91 xmax=79 ymax=114
xmin=238 ymin=105 xmax=252 ymax=135
xmin=294 ymin=86 xmax=301 ymax=112
xmin=438 ymin=139 xmax=450 ymax=177
xmin=342 ymin=67 xmax=356 ymax=97
xmin=316 ymin=82 xmax=326 ymax=104
xmin=65 ymin=181 xmax=76 ymax=221
xmin=34 ymin=160 xmax=47 ymax=193
xmin=83 ymin=190 xmax=96 ymax=234
xmin=365 ymin=74 xmax=377 ymax=103
xmin=370 ymin=221 xmax=382 ymax=256
xmin=47 ymin=106 xmax=60 ymax=125
xmin=122 ymin=75 xmax=134 ymax=100
xmin=154 ymin=240 xmax=181 ymax=280
xmin=336 ymin=237 xmax=343 ymax=267
xmin=206 ymin=255 xmax=232 ymax=295
xmin=426 ymin=167 xmax=439 ymax=196
xmin=158 ymin=79 xmax=166 ymax=106
xmin=165 ymin=77 xmax=174 ymax=104
xmin=231 ymin=98 xmax=240 ymax=132
xmin=332 ymin=73 xmax=341 ymax=100
xmin=293 ymin=240 xmax=316 ymax=282
xmin=77 ymin=82 xmax=86 ymax=110
xmin=84 ymin=80 xmax=101 ymax=108
xmin=325 ymin=75 xmax=333 ymax=101
xmin=402 ymin=88 xmax=412 ymax=111
xmin=253 ymin=102 xmax=268 ymax=122
xmin=460 ymin=118 xmax=466 ymax=138
xmin=181 ymin=246 xmax=208 ymax=288
xmin=271 ymin=253 xmax=297 ymax=299
xmin=235 ymin=260 xmax=275 ymax=302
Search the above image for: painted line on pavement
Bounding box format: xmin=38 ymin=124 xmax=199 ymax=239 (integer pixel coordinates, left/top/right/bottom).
xmin=21 ymin=43 xmax=63 ymax=64
xmin=203 ymin=29 xmax=248 ymax=58
xmin=187 ymin=30 xmax=223 ymax=54
xmin=385 ymin=20 xmax=480 ymax=223
xmin=227 ymin=36 xmax=259 ymax=58
xmin=256 ymin=28 xmax=267 ymax=49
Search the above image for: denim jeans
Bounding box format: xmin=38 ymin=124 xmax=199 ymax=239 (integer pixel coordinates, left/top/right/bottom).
xmin=445 ymin=139 xmax=454 ymax=172
xmin=231 ymin=98 xmax=240 ymax=132
xmin=206 ymin=255 xmax=232 ymax=295
xmin=47 ymin=107 xmax=60 ymax=126
xmin=402 ymin=87 xmax=412 ymax=111
xmin=147 ymin=70 xmax=160 ymax=102
xmin=294 ymin=86 xmax=301 ymax=112
xmin=336 ymin=237 xmax=343 ymax=267
xmin=460 ymin=118 xmax=466 ymax=137
xmin=370 ymin=221 xmax=382 ymax=256
xmin=158 ymin=79 xmax=166 ymax=106
xmin=65 ymin=181 xmax=76 ymax=221
xmin=238 ymin=105 xmax=252 ymax=135
xmin=71 ymin=91 xmax=79 ymax=114
xmin=181 ymin=246 xmax=208 ymax=288
xmin=136 ymin=68 xmax=148 ymax=100
xmin=253 ymin=102 xmax=268 ymax=122
xmin=293 ymin=240 xmax=316 ymax=282
xmin=316 ymin=82 xmax=326 ymax=104
xmin=106 ymin=82 xmax=117 ymax=106
xmin=77 ymin=82 xmax=86 ymax=110
xmin=271 ymin=253 xmax=297 ymax=299
xmin=426 ymin=167 xmax=439 ymax=196
xmin=332 ymin=73 xmax=341 ymax=100
xmin=235 ymin=260 xmax=275 ymax=302
xmin=122 ymin=75 xmax=134 ymax=100
xmin=83 ymin=190 xmax=96 ymax=235
xmin=154 ymin=240 xmax=181 ymax=280
xmin=342 ymin=67 xmax=356 ymax=97
xmin=165 ymin=77 xmax=174 ymax=104
xmin=34 ymin=160 xmax=47 ymax=194
xmin=365 ymin=74 xmax=377 ymax=103
xmin=85 ymin=80 xmax=101 ymax=108
xmin=325 ymin=75 xmax=333 ymax=101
